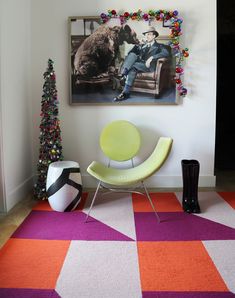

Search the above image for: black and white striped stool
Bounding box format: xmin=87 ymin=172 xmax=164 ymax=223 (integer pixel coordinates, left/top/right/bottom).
xmin=46 ymin=161 xmax=82 ymax=212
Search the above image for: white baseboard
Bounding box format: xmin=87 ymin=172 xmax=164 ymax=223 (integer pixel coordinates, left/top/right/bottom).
xmin=81 ymin=174 xmax=216 ymax=188
xmin=6 ymin=175 xmax=34 ymax=212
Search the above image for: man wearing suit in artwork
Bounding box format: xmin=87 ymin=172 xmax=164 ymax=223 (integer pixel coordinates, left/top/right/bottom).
xmin=114 ymin=26 xmax=170 ymax=102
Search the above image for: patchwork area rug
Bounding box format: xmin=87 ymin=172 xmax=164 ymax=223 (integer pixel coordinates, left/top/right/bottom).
xmin=0 ymin=191 xmax=235 ymax=298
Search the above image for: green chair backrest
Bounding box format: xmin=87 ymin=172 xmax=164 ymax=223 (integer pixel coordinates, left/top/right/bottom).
xmin=100 ymin=120 xmax=141 ymax=161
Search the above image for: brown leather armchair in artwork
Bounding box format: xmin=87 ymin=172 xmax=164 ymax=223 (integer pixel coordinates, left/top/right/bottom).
xmin=131 ymin=56 xmax=174 ymax=98
xmin=117 ymin=43 xmax=173 ymax=98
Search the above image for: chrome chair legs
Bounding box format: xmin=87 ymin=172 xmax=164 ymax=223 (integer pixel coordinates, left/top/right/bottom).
xmin=85 ymin=180 xmax=160 ymax=223
xmin=141 ymin=181 xmax=160 ymax=223
xmin=85 ymin=181 xmax=101 ymax=223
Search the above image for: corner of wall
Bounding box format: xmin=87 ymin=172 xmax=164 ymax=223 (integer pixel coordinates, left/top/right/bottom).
xmin=0 ymin=6 xmax=7 ymax=213
xmin=6 ymin=175 xmax=34 ymax=212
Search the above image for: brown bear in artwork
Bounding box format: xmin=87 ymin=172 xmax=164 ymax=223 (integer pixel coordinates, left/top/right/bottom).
xmin=73 ymin=24 xmax=139 ymax=78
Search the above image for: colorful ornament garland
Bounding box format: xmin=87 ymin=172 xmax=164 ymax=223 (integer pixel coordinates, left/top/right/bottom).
xmin=100 ymin=9 xmax=189 ymax=97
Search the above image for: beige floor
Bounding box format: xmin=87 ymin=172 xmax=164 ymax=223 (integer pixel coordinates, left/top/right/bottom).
xmin=0 ymin=170 xmax=235 ymax=249
xmin=0 ymin=193 xmax=38 ymax=249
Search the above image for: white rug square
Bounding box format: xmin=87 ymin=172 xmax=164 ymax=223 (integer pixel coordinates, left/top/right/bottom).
xmin=56 ymin=240 xmax=142 ymax=298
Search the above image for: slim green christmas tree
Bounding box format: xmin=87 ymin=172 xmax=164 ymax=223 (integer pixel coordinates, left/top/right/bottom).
xmin=34 ymin=59 xmax=63 ymax=199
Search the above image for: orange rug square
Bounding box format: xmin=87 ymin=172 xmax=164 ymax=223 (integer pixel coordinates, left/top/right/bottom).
xmin=132 ymin=192 xmax=182 ymax=212
xmin=218 ymin=192 xmax=235 ymax=209
xmin=137 ymin=241 xmax=228 ymax=292
xmin=33 ymin=200 xmax=53 ymax=211
xmin=0 ymin=238 xmax=70 ymax=289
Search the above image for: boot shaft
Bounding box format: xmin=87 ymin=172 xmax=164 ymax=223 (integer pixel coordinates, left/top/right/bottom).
xmin=181 ymin=159 xmax=201 ymax=213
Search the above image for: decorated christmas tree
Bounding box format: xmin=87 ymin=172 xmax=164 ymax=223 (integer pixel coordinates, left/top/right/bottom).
xmin=34 ymin=59 xmax=63 ymax=199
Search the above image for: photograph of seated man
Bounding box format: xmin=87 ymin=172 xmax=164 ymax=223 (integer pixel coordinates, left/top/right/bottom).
xmin=114 ymin=26 xmax=170 ymax=102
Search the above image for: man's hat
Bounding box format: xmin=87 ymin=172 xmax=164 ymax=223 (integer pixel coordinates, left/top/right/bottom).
xmin=142 ymin=26 xmax=159 ymax=37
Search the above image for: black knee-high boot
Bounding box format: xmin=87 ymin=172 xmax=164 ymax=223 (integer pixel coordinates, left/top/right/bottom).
xmin=181 ymin=160 xmax=201 ymax=213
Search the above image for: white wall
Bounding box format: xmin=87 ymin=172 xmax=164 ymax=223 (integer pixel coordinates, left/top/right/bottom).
xmin=31 ymin=0 xmax=216 ymax=188
xmin=0 ymin=0 xmax=33 ymax=211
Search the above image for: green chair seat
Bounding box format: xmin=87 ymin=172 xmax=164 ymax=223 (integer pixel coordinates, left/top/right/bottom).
xmin=87 ymin=137 xmax=173 ymax=186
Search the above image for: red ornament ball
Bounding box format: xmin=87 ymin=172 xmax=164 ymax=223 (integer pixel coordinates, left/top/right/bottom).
xmin=176 ymin=67 xmax=182 ymax=73
xmin=176 ymin=79 xmax=182 ymax=84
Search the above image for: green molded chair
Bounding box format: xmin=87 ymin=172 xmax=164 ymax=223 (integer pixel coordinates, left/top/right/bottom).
xmin=86 ymin=120 xmax=173 ymax=223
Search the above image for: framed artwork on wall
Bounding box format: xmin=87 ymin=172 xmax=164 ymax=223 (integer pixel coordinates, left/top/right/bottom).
xmin=69 ymin=14 xmax=180 ymax=105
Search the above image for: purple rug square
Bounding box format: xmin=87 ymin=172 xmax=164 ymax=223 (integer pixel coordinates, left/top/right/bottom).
xmin=0 ymin=289 xmax=60 ymax=298
xmin=142 ymin=292 xmax=235 ymax=298
xmin=135 ymin=212 xmax=235 ymax=241
xmin=12 ymin=211 xmax=133 ymax=241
